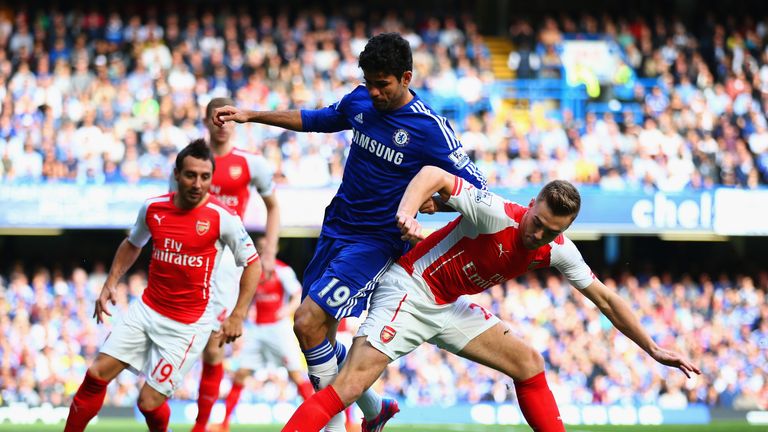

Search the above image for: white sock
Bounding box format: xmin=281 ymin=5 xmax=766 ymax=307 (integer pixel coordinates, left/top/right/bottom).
xmin=305 ymin=339 xmax=345 ymax=431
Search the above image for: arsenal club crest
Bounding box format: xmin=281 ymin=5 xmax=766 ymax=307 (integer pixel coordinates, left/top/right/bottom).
xmin=229 ymin=165 xmax=243 ymax=179
xmin=380 ymin=325 xmax=396 ymax=343
xmin=196 ymin=220 xmax=210 ymax=236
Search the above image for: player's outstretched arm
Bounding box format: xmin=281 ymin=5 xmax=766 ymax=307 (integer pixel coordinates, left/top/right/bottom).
xmin=579 ymin=279 xmax=702 ymax=378
xmin=212 ymin=105 xmax=303 ymax=131
xmin=94 ymin=238 xmax=142 ymax=324
xmin=219 ymin=259 xmax=261 ymax=346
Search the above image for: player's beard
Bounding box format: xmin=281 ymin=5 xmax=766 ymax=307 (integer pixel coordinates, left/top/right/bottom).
xmin=182 ymin=188 xmax=206 ymax=208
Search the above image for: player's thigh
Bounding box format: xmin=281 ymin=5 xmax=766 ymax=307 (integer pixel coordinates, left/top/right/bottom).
xmin=261 ymin=320 xmax=304 ymax=371
xmin=144 ymin=311 xmax=209 ymax=397
xmin=99 ymin=300 xmax=154 ymax=375
xmin=87 ymin=352 xmax=130 ymax=382
xmin=444 ymin=299 xmax=541 ymax=381
xmin=356 ymin=272 xmax=442 ymax=361
xmin=305 ymin=237 xmax=398 ymax=320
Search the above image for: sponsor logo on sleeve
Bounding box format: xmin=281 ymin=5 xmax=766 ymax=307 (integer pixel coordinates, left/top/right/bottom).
xmin=474 ymin=189 xmax=493 ymax=206
xmin=392 ymin=129 xmax=410 ymax=147
xmin=449 ymin=148 xmax=470 ymax=169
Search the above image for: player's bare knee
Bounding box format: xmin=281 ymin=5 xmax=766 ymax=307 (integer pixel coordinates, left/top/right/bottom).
xmin=519 ymin=346 xmax=545 ymax=379
xmin=86 ymin=364 xmax=112 ymax=382
xmin=202 ymin=347 xmax=223 ymax=365
xmin=87 ymin=355 xmax=121 ymax=382
xmin=234 ymin=369 xmax=251 ymax=384
xmin=292 ymin=309 xmax=324 ymax=347
xmin=137 ymin=388 xmax=165 ymax=411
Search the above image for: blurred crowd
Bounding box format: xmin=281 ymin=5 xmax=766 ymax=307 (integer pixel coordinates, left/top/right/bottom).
xmin=497 ymin=12 xmax=768 ymax=190
xmin=0 ymin=261 xmax=766 ymax=410
xmin=0 ymin=4 xmax=492 ymax=187
xmin=0 ymin=5 xmax=765 ymax=190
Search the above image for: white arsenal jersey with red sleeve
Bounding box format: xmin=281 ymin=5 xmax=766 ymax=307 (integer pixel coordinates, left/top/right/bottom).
xmin=210 ymin=149 xmax=275 ymax=219
xmin=127 ymin=193 xmax=260 ymax=324
xmin=397 ymin=178 xmax=595 ymax=304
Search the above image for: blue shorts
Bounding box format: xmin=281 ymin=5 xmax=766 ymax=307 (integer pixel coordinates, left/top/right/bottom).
xmin=303 ymin=234 xmax=402 ymax=320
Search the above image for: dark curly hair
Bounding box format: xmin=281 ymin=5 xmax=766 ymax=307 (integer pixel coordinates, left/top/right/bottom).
xmin=358 ymin=33 xmax=412 ymax=79
xmin=175 ymin=138 xmax=215 ymax=173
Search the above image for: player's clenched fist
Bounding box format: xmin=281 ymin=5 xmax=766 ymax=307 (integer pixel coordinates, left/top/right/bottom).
xmin=212 ymin=105 xmax=247 ymax=127
xmin=396 ymin=212 xmax=424 ymax=242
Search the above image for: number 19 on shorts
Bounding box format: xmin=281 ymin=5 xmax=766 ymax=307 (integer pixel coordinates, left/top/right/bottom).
xmin=151 ymin=358 xmax=174 ymax=383
xmin=318 ymin=278 xmax=351 ymax=308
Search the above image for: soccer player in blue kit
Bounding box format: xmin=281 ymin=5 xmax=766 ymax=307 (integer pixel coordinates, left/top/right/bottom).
xmin=212 ymin=32 xmax=486 ymax=431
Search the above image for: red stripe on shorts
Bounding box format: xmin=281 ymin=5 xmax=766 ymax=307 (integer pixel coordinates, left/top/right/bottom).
xmin=178 ymin=334 xmax=196 ymax=369
xmin=391 ymin=294 xmax=408 ymax=322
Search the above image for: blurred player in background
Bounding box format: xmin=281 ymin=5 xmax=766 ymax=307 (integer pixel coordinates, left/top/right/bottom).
xmin=187 ymin=97 xmax=280 ymax=432
xmin=212 ymin=32 xmax=487 ymax=432
xmin=212 ymin=236 xmax=312 ymax=432
xmin=284 ymin=166 xmax=701 ymax=432
xmin=64 ymin=140 xmax=261 ymax=432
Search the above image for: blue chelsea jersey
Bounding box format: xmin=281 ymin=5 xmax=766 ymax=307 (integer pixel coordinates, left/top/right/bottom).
xmin=301 ymin=85 xmax=487 ymax=243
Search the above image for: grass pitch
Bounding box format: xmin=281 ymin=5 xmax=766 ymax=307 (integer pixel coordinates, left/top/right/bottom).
xmin=0 ymin=420 xmax=765 ymax=431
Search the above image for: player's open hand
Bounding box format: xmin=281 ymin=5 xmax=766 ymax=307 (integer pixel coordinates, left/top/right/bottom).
xmin=650 ymin=346 xmax=702 ymax=378
xmin=396 ymin=212 xmax=424 ymax=242
xmin=212 ymin=105 xmax=246 ymax=127
xmin=93 ymin=283 xmax=117 ymax=324
xmin=218 ymin=314 xmax=244 ymax=347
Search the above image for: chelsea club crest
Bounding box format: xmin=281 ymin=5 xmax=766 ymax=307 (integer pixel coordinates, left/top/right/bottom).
xmin=392 ymin=129 xmax=410 ymax=147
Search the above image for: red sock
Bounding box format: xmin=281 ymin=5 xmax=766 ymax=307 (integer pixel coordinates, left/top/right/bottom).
xmin=64 ymin=371 xmax=109 ymax=432
xmin=297 ymin=380 xmax=314 ymax=401
xmin=282 ymin=386 xmax=345 ymax=432
xmin=514 ymin=371 xmax=565 ymax=432
xmin=139 ymin=401 xmax=170 ymax=432
xmin=194 ymin=362 xmax=224 ymax=428
xmin=222 ymin=382 xmax=244 ymax=426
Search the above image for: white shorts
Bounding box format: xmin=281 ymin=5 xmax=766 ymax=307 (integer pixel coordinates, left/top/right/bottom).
xmin=101 ymin=298 xmax=211 ymax=397
xmin=210 ymin=248 xmax=244 ymax=331
xmin=239 ymin=319 xmax=304 ymax=372
xmin=358 ymin=265 xmax=500 ymax=361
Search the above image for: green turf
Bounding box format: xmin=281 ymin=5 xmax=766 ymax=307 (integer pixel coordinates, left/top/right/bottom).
xmin=1 ymin=420 xmax=765 ymax=431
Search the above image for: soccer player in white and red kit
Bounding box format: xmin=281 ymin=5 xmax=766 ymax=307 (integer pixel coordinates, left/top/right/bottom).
xmin=64 ymin=140 xmax=261 ymax=432
xmin=191 ymin=97 xmax=280 ymax=432
xmin=284 ymin=166 xmax=701 ymax=432
xmin=215 ymin=236 xmax=313 ymax=432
